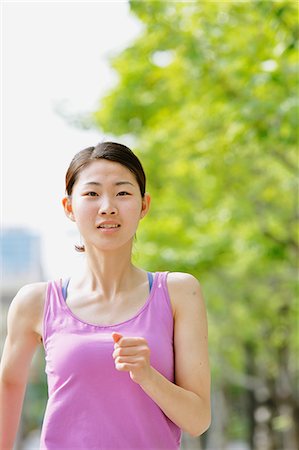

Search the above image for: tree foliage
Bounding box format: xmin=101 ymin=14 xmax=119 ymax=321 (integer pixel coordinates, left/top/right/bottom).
xmin=93 ymin=1 xmax=298 ymax=446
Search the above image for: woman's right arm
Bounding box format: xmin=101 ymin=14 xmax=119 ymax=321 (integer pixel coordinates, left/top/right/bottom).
xmin=0 ymin=283 xmax=46 ymax=450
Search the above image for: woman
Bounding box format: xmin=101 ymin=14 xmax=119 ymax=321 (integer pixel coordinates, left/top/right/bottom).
xmin=0 ymin=142 xmax=211 ymax=449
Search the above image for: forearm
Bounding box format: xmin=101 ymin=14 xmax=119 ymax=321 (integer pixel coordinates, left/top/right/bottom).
xmin=139 ymin=367 xmax=211 ymax=437
xmin=0 ymin=380 xmax=26 ymax=450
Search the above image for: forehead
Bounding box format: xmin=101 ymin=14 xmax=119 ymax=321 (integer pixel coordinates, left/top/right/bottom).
xmin=76 ymin=159 xmax=137 ymax=185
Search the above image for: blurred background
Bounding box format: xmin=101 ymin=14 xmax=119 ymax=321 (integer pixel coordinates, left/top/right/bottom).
xmin=1 ymin=1 xmax=298 ymax=449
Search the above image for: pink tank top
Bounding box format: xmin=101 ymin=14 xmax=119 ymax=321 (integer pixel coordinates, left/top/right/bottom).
xmin=40 ymin=272 xmax=182 ymax=449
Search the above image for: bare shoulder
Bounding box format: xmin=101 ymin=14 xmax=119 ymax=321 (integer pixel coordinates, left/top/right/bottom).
xmin=166 ymin=272 xmax=205 ymax=316
xmin=167 ymin=272 xmax=201 ymax=292
xmin=8 ymin=282 xmax=47 ymax=337
xmin=10 ymin=282 xmax=47 ymax=313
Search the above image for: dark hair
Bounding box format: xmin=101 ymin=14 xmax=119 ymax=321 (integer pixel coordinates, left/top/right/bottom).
xmin=65 ymin=141 xmax=146 ymax=197
xmin=65 ymin=142 xmax=146 ymax=252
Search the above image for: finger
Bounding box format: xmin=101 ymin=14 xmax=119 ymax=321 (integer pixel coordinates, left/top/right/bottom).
xmin=112 ymin=332 xmax=123 ymax=344
xmin=115 ymin=356 xmax=141 ymax=365
xmin=115 ymin=362 xmax=138 ymax=372
xmin=112 ymin=346 xmax=142 ymax=359
xmin=116 ymin=337 xmax=147 ymax=347
xmin=121 ymin=345 xmax=149 ymax=357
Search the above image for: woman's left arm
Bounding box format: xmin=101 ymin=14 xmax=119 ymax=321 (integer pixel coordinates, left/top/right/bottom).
xmin=112 ymin=272 xmax=211 ymax=437
xmin=141 ymin=273 xmax=211 ymax=436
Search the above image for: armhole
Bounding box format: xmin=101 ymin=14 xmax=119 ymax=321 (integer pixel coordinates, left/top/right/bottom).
xmin=42 ymin=281 xmax=51 ymax=350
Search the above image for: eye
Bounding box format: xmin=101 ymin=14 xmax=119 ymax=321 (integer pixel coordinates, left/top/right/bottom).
xmin=117 ymin=191 xmax=131 ymax=196
xmin=85 ymin=191 xmax=98 ymax=197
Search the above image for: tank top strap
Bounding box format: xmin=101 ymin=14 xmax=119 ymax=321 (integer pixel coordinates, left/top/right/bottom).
xmin=43 ymin=279 xmax=67 ymax=347
xmin=153 ymin=271 xmax=174 ymax=319
xmin=156 ymin=271 xmax=170 ymax=290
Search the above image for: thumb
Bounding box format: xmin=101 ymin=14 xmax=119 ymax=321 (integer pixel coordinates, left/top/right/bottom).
xmin=112 ymin=332 xmax=123 ymax=344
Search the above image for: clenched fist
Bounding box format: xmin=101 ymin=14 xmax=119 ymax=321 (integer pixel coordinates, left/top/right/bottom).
xmin=112 ymin=332 xmax=152 ymax=385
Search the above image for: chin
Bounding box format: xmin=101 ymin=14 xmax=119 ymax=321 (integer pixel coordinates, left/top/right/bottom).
xmin=89 ymin=238 xmax=134 ymax=253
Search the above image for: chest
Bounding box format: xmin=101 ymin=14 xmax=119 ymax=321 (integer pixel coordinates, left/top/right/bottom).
xmin=45 ymin=314 xmax=175 ymax=394
xmin=65 ymin=284 xmax=150 ymax=326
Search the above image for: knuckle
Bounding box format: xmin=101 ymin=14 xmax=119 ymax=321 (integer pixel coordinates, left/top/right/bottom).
xmin=113 ymin=349 xmax=119 ymax=358
xmin=141 ymin=346 xmax=150 ymax=355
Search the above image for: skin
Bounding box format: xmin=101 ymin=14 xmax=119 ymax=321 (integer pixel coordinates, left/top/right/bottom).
xmin=0 ymin=159 xmax=211 ymax=450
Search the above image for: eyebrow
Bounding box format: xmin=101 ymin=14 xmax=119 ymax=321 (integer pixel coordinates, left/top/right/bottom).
xmin=83 ymin=181 xmax=135 ymax=187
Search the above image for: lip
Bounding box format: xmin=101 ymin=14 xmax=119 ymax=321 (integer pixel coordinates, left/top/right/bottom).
xmin=96 ymin=221 xmax=121 ymax=231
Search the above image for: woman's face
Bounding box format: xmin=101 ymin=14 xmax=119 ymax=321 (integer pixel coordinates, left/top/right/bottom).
xmin=63 ymin=159 xmax=150 ymax=252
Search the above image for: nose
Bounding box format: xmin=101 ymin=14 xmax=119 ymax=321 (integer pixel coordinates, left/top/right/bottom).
xmin=98 ymin=196 xmax=118 ymax=216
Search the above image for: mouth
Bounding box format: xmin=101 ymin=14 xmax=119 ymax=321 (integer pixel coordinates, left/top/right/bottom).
xmin=97 ymin=224 xmax=121 ymax=229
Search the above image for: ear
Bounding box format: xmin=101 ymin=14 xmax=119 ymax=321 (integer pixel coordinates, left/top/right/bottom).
xmin=140 ymin=193 xmax=151 ymax=219
xmin=62 ymin=197 xmax=76 ymax=222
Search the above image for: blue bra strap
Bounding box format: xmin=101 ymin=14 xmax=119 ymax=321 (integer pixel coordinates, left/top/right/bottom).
xmin=147 ymin=272 xmax=154 ymax=292
xmin=62 ymin=277 xmax=70 ymax=300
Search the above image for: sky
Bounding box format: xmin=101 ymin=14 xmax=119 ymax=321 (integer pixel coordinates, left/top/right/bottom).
xmin=2 ymin=1 xmax=143 ymax=279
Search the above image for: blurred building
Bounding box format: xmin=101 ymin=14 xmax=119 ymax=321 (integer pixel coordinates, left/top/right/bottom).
xmin=1 ymin=227 xmax=43 ymax=287
xmin=0 ymin=227 xmax=44 ymax=345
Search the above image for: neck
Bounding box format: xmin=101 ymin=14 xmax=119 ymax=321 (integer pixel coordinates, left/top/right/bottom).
xmin=79 ymin=243 xmax=138 ymax=300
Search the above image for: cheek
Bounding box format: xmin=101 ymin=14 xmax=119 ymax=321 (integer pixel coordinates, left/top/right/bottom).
xmin=123 ymin=202 xmax=143 ymax=219
xmin=72 ymin=199 xmax=97 ymax=221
